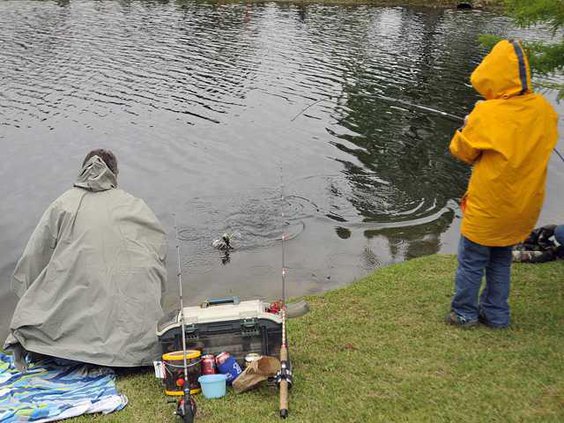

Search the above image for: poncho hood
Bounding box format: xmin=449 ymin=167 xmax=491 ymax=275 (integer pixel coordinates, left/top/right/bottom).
xmin=74 ymin=155 xmax=117 ymax=192
xmin=471 ymin=39 xmax=532 ymax=100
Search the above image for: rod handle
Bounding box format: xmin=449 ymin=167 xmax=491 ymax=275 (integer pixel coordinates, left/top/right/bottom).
xmin=280 ymin=347 xmax=288 ymax=362
xmin=279 ymin=343 xmax=289 ymax=418
xmin=279 ymin=379 xmax=288 ymax=418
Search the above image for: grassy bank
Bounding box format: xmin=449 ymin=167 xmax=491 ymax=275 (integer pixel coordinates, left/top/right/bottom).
xmin=71 ymin=255 xmax=562 ymax=422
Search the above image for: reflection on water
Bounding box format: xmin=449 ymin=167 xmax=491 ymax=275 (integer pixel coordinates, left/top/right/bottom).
xmin=364 ymin=209 xmax=455 ymax=260
xmin=0 ymin=1 xmax=562 ymax=338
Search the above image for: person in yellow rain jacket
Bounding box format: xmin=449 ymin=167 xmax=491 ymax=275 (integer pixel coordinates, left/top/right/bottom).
xmin=446 ymin=39 xmax=558 ymax=328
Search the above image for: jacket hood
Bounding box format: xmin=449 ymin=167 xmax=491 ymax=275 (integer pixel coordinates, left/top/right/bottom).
xmin=470 ymin=39 xmax=532 ymax=100
xmin=74 ymin=155 xmax=117 ymax=192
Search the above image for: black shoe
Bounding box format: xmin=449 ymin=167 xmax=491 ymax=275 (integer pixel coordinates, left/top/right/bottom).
xmin=445 ymin=312 xmax=478 ymax=328
xmin=478 ymin=313 xmax=509 ymax=329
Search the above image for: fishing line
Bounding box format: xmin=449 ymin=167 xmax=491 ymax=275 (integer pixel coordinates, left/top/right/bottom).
xmin=553 ymin=148 xmax=564 ymax=163
xmin=290 ymin=99 xmax=325 ymax=122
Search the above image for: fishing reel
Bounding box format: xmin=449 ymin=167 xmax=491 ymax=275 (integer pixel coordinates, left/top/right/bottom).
xmin=175 ymin=383 xmax=196 ymax=423
xmin=175 ymin=391 xmax=197 ymax=423
xmin=274 ymin=363 xmax=293 ymax=389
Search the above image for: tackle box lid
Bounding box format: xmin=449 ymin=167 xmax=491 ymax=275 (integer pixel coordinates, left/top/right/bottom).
xmin=156 ymin=298 xmax=282 ymax=336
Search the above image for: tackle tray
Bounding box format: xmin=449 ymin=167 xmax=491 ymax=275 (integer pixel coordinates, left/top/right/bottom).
xmin=156 ymin=297 xmax=283 ymax=362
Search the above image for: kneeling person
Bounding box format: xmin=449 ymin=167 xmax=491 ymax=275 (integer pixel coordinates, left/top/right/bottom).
xmin=5 ymin=149 xmax=167 ymax=367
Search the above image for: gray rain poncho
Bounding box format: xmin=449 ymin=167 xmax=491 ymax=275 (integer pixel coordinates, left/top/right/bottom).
xmin=5 ymin=156 xmax=167 ymax=367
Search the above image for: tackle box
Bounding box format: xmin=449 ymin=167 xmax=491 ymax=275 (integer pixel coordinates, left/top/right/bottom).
xmin=156 ymin=297 xmax=283 ymax=363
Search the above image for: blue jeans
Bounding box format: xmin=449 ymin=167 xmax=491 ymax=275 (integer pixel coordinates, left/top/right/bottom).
xmin=554 ymin=225 xmax=564 ymax=246
xmin=451 ymin=236 xmax=513 ymax=327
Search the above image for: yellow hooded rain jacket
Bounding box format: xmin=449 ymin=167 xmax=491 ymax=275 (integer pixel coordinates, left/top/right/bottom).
xmin=449 ymin=40 xmax=558 ymax=247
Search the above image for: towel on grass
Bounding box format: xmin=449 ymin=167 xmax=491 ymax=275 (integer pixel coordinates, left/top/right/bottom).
xmin=0 ymin=353 xmax=127 ymax=422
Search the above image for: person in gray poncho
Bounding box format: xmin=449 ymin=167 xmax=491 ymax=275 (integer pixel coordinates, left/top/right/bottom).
xmin=4 ymin=149 xmax=167 ymax=369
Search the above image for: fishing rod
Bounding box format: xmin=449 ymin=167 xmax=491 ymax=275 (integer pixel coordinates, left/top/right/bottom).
xmin=173 ymin=214 xmax=196 ymax=423
xmin=374 ymin=93 xmax=564 ymax=164
xmin=289 ymin=94 xmax=463 ymax=123
xmin=427 ymin=107 xmax=564 ymax=164
xmin=275 ymin=164 xmax=293 ymax=419
xmin=382 ymin=98 xmax=564 ymax=163
xmin=376 ymin=94 xmax=465 ymax=122
xmin=291 ymin=95 xmax=564 ymax=164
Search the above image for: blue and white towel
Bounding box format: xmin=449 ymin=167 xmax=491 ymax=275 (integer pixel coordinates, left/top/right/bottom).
xmin=0 ymin=353 xmax=127 ymax=422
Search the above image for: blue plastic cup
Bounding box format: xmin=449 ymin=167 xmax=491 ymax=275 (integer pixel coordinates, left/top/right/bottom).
xmin=198 ymin=374 xmax=228 ymax=399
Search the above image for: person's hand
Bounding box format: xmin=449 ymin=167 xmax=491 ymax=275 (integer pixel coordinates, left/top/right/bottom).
xmin=460 ymin=114 xmax=469 ymax=130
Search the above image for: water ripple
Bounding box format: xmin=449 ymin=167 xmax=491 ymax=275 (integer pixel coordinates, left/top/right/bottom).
xmin=1 ymin=1 xmax=561 ymax=327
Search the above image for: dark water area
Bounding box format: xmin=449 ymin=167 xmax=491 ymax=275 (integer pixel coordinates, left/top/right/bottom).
xmin=1 ymin=0 xmax=562 ymax=340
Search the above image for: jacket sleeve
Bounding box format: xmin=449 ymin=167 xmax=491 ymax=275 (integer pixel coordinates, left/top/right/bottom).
xmin=11 ymin=204 xmax=61 ymax=298
xmin=449 ymin=103 xmax=493 ymax=165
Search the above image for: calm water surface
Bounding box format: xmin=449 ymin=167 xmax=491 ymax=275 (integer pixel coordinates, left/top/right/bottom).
xmin=1 ymin=0 xmax=562 ymax=339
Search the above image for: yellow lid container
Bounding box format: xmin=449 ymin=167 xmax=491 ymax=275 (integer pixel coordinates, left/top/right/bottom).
xmin=162 ymin=350 xmax=202 ymax=396
xmin=162 ymin=350 xmax=201 ymax=361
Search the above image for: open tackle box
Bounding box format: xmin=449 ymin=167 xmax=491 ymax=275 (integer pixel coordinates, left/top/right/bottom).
xmin=156 ymin=297 xmax=283 ymax=362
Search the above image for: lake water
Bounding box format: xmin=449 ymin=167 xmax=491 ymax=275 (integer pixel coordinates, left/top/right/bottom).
xmin=1 ymin=0 xmax=562 ymax=340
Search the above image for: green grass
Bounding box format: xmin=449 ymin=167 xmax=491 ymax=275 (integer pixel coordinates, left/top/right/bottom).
xmin=69 ymin=255 xmax=563 ymax=422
